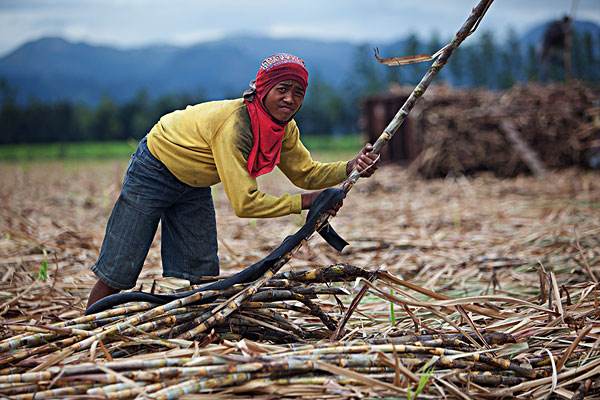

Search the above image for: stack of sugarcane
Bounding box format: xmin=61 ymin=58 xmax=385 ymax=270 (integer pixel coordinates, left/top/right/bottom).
xmin=401 ymin=82 xmax=600 ymax=178
xmin=1 ymin=264 xmax=598 ymax=399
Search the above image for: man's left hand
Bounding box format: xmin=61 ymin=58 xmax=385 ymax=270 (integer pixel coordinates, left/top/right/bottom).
xmin=347 ymin=143 xmax=380 ymax=177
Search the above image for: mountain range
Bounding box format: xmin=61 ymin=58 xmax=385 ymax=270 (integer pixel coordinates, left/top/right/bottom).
xmin=0 ymin=20 xmax=598 ymax=104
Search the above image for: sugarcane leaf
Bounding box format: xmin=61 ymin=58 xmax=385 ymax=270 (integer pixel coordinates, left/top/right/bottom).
xmin=415 ymin=365 xmax=435 ymax=397
xmin=374 ymin=47 xmax=433 ymax=66
xmin=37 ymin=250 xmax=48 ymax=281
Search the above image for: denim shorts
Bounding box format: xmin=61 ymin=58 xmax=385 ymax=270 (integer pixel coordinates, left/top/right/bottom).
xmin=91 ymin=136 xmax=219 ymax=289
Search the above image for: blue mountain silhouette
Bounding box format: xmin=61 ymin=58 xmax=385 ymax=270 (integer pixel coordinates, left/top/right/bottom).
xmin=0 ymin=20 xmax=597 ymax=104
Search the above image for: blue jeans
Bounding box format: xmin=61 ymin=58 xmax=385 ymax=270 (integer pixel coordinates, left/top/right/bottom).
xmin=91 ymin=136 xmax=219 ymax=289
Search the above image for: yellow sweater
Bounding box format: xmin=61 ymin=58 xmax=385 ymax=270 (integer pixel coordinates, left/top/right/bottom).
xmin=146 ymin=99 xmax=348 ymax=218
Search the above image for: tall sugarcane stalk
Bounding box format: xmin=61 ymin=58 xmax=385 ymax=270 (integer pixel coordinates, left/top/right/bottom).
xmin=342 ymin=0 xmax=495 ymax=192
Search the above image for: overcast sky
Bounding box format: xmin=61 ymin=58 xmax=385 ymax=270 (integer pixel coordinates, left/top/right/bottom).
xmin=0 ymin=0 xmax=598 ymax=56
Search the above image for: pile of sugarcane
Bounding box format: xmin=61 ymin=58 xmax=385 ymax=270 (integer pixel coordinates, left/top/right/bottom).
xmin=401 ymin=82 xmax=600 ymax=178
xmin=1 ymin=263 xmax=598 ymax=399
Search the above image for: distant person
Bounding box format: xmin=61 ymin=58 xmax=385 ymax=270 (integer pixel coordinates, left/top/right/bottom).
xmin=540 ymin=16 xmax=572 ymax=80
xmin=86 ymin=53 xmax=380 ymax=308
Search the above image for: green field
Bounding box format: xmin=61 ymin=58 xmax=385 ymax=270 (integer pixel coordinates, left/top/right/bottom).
xmin=0 ymin=140 xmax=139 ymax=161
xmin=0 ymin=135 xmax=363 ymax=162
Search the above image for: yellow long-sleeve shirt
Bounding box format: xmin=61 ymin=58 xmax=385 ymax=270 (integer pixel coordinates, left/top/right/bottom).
xmin=146 ymin=99 xmax=348 ymax=218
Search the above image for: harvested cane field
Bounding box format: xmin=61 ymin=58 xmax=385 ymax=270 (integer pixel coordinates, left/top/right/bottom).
xmin=0 ymin=158 xmax=599 ymax=399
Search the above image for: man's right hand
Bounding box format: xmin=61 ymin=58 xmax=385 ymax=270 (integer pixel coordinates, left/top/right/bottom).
xmin=301 ymin=191 xmax=343 ymax=216
xmin=301 ymin=191 xmax=321 ymax=210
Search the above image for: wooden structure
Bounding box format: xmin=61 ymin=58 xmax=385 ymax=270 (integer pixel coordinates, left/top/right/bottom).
xmin=362 ymin=86 xmax=421 ymax=164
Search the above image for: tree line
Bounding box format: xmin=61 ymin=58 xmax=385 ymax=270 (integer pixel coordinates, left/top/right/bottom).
xmin=0 ymin=88 xmax=199 ymax=145
xmin=1 ymin=28 xmax=598 ymax=145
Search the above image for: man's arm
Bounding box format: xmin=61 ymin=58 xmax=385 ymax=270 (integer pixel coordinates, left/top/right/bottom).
xmin=277 ymin=122 xmax=348 ymax=190
xmin=211 ymin=117 xmax=303 ymax=218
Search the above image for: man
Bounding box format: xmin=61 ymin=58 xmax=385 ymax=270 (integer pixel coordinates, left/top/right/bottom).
xmin=87 ymin=53 xmax=379 ymax=308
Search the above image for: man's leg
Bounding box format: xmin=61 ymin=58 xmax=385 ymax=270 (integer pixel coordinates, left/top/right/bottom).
xmin=88 ymin=137 xmax=183 ymax=309
xmin=161 ymin=186 xmax=219 ymax=283
xmin=88 ymin=190 xmax=162 ymax=309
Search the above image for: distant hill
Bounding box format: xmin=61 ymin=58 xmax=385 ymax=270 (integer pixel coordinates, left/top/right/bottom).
xmin=0 ymin=35 xmax=358 ymax=104
xmin=0 ymin=20 xmax=598 ymax=104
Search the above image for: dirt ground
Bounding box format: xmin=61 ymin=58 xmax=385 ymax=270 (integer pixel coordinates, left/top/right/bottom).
xmin=1 ymin=159 xmax=598 ymax=319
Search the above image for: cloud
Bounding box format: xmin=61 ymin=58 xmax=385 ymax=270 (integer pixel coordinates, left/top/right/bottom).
xmin=0 ymin=0 xmax=598 ymax=56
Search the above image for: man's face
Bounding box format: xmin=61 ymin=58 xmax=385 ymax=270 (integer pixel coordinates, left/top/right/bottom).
xmin=263 ymin=79 xmax=305 ymax=122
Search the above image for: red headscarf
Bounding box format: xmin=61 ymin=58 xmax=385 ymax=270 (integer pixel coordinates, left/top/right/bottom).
xmin=244 ymin=53 xmax=309 ymax=178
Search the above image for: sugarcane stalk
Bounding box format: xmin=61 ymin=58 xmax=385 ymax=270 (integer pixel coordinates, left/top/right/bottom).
xmin=128 ymin=307 xmax=212 ymax=336
xmin=0 ymin=369 xmax=55 ymax=384
xmin=0 ymin=334 xmax=82 ymax=368
xmin=273 ymin=264 xmax=372 ymax=283
xmin=341 ymin=0 xmax=495 ymax=192
xmin=63 ymin=354 xmax=223 ymax=373
xmin=234 ymin=314 xmax=305 ymax=342
xmin=248 ymin=289 xmax=307 ymax=302
xmin=11 ymin=383 xmax=95 ymax=400
xmin=101 ymin=379 xmax=177 ymax=399
xmin=151 ymin=372 xmax=253 ymax=400
xmin=243 ymin=301 xmax=311 ymax=314
xmin=241 ymin=309 xmax=306 ymax=338
xmin=149 ymin=358 xmax=310 ymax=399
xmin=289 ymin=286 xmax=349 ymax=296
xmin=116 ymin=361 xmax=268 ymax=381
xmin=0 ymin=383 xmax=42 ymax=397
xmin=86 ymin=381 xmax=140 ymax=395
xmin=0 ymin=320 xmax=117 ymax=353
xmin=456 ymin=372 xmax=526 ymax=387
xmin=2 ymin=323 xmax=95 ymax=338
